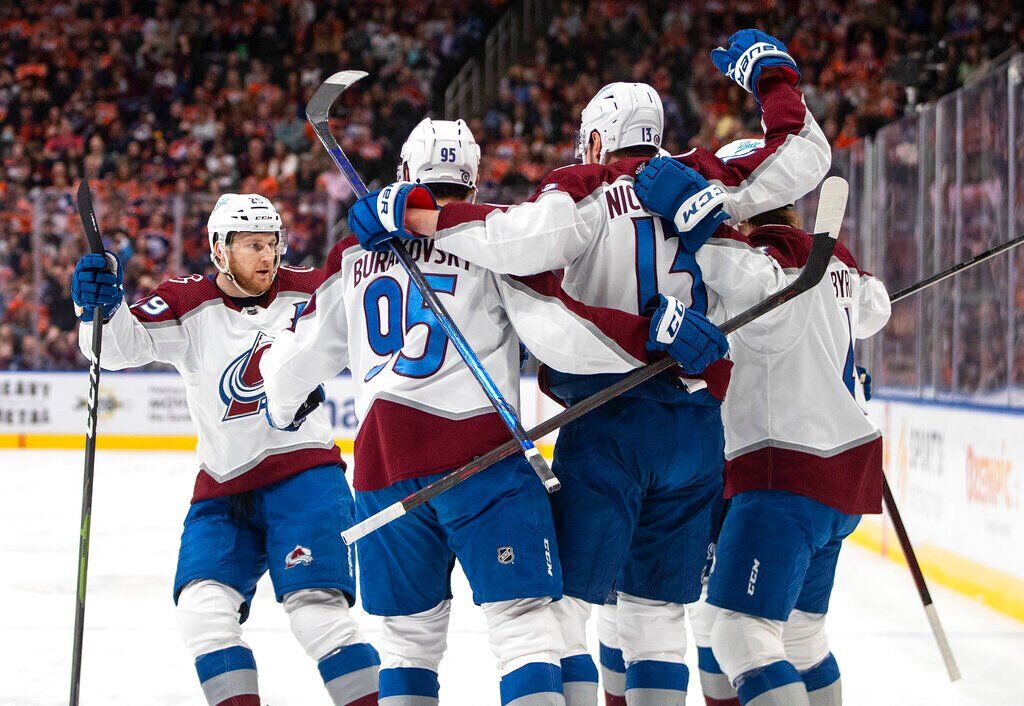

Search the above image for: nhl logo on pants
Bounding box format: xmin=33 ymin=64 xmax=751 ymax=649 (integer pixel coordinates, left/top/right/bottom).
xmin=497 ymin=546 xmax=515 ymax=565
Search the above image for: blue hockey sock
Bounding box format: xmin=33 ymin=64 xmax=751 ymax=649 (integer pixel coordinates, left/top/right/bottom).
xmin=499 ymin=661 xmax=563 ymax=705
xmin=624 ymin=659 xmax=688 ymax=705
xmin=562 ymin=653 xmax=599 ymax=706
xmin=378 ymin=666 xmax=440 ymax=705
xmin=800 ymin=653 xmax=841 ymax=706
xmin=735 ymin=660 xmax=807 ymax=705
xmin=194 ymin=645 xmax=260 ymax=706
xmin=598 ymin=642 xmax=626 ymax=705
xmin=317 ymin=642 xmax=380 ymax=706
xmin=697 ymin=646 xmax=740 ymax=705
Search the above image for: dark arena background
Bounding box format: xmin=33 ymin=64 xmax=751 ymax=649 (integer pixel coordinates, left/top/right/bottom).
xmin=1 ymin=1 xmax=1022 ymax=704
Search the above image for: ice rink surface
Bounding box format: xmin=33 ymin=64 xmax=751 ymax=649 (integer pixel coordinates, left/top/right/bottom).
xmin=1 ymin=449 xmax=1022 ymax=705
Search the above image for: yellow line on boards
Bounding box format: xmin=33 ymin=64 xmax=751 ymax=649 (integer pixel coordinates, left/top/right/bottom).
xmin=848 ymin=518 xmax=1024 ymax=622
xmin=0 ymin=434 xmax=557 ymax=459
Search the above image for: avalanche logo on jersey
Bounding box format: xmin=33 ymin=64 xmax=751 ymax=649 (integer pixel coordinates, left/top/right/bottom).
xmin=219 ymin=331 xmax=274 ymax=421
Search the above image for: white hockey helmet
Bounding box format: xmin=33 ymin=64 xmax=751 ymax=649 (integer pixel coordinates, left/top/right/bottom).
xmin=207 ymin=193 xmax=287 ymax=292
xmin=398 ymin=117 xmax=481 ymax=189
xmin=577 ymin=82 xmax=664 ymax=163
xmin=715 ymin=138 xmax=765 ymax=162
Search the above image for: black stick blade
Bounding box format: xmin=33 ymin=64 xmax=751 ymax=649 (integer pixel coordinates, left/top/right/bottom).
xmin=76 ymin=181 xmax=105 ymax=255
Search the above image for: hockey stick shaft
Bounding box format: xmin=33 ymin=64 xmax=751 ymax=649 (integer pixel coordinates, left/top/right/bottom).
xmin=890 ymin=231 xmax=1024 ymax=304
xmin=881 ymin=476 xmax=961 ymax=680
xmin=70 ymin=181 xmax=106 ymax=706
xmin=343 ymin=226 xmax=840 ymax=544
xmin=306 ymin=71 xmax=558 ymax=490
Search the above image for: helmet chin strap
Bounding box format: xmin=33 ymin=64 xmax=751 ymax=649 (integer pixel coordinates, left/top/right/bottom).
xmin=212 ymin=241 xmax=274 ymax=298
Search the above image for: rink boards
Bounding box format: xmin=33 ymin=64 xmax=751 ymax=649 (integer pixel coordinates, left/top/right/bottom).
xmin=1 ymin=371 xmax=1022 ymax=622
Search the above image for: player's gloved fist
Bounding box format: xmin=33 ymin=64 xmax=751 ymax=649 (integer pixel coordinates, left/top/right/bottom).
xmin=857 ymin=365 xmax=872 ymax=401
xmin=71 ymin=252 xmax=123 ymax=323
xmin=646 ymin=294 xmax=729 ymax=376
xmin=347 ymin=181 xmax=438 ymax=253
xmin=711 ymin=29 xmax=800 ymax=102
xmin=634 ymin=157 xmax=730 ymax=252
xmin=266 ymin=384 xmax=325 ymax=432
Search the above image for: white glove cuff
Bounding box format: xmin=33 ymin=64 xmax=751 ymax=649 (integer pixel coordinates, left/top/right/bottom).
xmin=734 ymin=43 xmax=793 ymax=91
xmin=376 ymin=181 xmax=414 ymax=233
xmin=654 ymin=295 xmax=686 ymax=345
xmin=673 ymin=184 xmax=728 ymax=232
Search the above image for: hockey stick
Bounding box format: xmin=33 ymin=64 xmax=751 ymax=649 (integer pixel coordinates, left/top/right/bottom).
xmin=890 ymin=231 xmax=1024 ymax=304
xmin=881 ymin=477 xmax=961 ymax=680
xmin=306 ymin=70 xmax=559 ymax=491
xmin=342 ymin=177 xmax=848 ymax=543
xmin=69 ymin=180 xmax=106 ymax=706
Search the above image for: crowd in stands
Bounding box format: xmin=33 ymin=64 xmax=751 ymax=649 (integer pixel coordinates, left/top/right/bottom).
xmin=0 ymin=0 xmax=1020 ymax=376
xmin=0 ymin=0 xmax=505 ymax=369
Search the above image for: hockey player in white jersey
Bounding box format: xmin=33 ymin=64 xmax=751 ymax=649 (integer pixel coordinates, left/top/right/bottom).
xmin=70 ymin=194 xmax=380 ymax=706
xmin=347 ymin=28 xmax=829 ymax=706
xmin=262 ymin=118 xmax=726 ymax=706
xmin=635 ymin=136 xmax=891 ymax=705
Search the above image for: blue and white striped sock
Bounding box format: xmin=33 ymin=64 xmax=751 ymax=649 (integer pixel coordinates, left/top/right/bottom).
xmin=561 ymin=653 xmax=598 ymax=705
xmin=318 ymin=642 xmax=380 ymax=706
xmin=624 ymin=660 xmax=688 ymax=705
xmin=194 ymin=646 xmax=260 ymax=706
xmin=735 ymin=661 xmax=808 ymax=706
xmin=378 ymin=666 xmax=440 ymax=705
xmin=499 ymin=661 xmax=563 ymax=705
xmin=598 ymin=642 xmax=626 ymax=705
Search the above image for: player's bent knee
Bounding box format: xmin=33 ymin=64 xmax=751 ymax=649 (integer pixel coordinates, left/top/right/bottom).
xmin=175 ymin=579 xmax=246 ymax=658
xmin=551 ymin=596 xmax=592 ymax=655
xmin=482 ymin=597 xmax=565 ymax=675
xmin=782 ymin=609 xmax=830 ymax=671
xmin=616 ymin=592 xmax=687 ymax=664
xmin=282 ymin=588 xmax=362 ymax=661
xmin=380 ymin=600 xmax=451 ymax=671
xmin=687 ymin=594 xmax=719 ymax=648
xmin=710 ymin=608 xmax=787 ymax=682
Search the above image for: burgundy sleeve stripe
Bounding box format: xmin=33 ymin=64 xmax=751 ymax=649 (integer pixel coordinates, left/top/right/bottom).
xmin=509 ymin=271 xmax=650 ymax=363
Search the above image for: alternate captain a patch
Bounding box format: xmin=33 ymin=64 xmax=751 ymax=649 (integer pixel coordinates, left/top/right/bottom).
xmin=219 ymin=332 xmax=274 ymax=421
xmin=285 ymin=545 xmax=313 ymax=569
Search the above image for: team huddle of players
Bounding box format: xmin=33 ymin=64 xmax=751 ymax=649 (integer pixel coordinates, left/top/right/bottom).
xmin=70 ymin=29 xmax=890 ymax=706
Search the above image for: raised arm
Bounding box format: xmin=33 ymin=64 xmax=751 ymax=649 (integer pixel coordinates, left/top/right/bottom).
xmin=696 ymin=224 xmax=791 ymax=320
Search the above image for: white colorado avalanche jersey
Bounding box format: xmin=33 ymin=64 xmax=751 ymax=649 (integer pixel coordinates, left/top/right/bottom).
xmin=78 ymin=267 xmax=339 ymax=501
xmin=428 ymin=72 xmax=830 ymax=400
xmin=261 ymin=236 xmax=651 ymax=491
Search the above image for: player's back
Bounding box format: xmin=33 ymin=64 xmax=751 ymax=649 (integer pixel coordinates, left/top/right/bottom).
xmin=519 ymin=160 xmax=732 ymax=401
xmin=264 ymin=236 xmax=647 ymax=493
xmin=722 ymin=224 xmax=891 ymax=514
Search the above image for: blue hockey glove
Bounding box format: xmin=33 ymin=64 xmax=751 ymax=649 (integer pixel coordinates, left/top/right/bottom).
xmin=71 ymin=252 xmax=123 ymax=323
xmin=646 ymin=294 xmax=729 ymax=376
xmin=266 ymin=385 xmax=326 ymax=432
xmin=857 ymin=366 xmax=872 ymax=401
xmin=347 ymin=181 xmax=438 ymax=253
xmin=634 ymin=157 xmax=730 ymax=252
xmin=711 ymin=29 xmax=800 ymax=102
